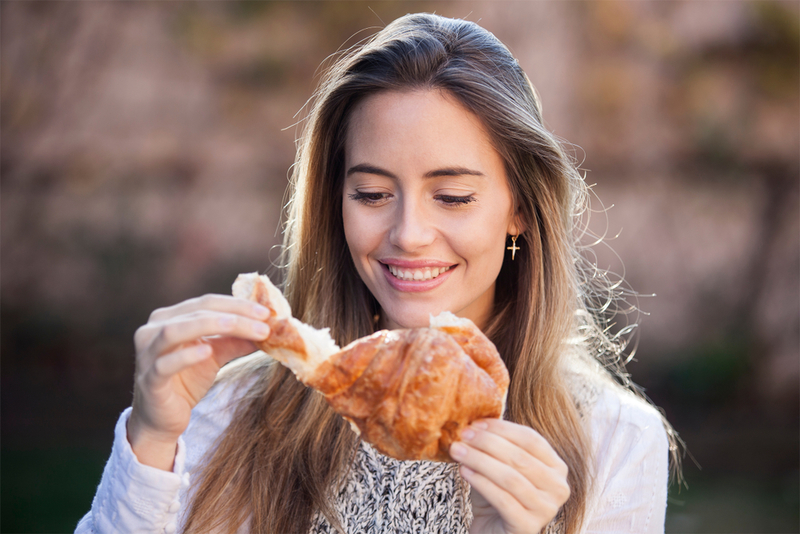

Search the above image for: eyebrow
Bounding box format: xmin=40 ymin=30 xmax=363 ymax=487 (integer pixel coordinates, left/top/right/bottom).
xmin=346 ymin=163 xmax=485 ymax=179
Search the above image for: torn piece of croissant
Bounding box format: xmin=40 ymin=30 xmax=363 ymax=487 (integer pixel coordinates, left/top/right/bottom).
xmin=232 ymin=272 xmax=509 ymax=462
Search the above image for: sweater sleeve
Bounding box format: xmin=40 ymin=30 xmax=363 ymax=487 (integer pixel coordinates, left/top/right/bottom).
xmin=74 ymin=365 xmax=256 ymax=534
xmin=582 ymin=389 xmax=670 ymax=534
xmin=74 ymin=407 xmax=189 ymax=534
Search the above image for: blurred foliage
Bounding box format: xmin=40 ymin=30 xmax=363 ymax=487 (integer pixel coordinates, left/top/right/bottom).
xmin=678 ymin=1 xmax=800 ymax=171
xmin=2 ymin=448 xmax=109 ymax=533
xmin=664 ymin=336 xmax=752 ymax=408
xmin=666 ymin=471 xmax=800 ymax=533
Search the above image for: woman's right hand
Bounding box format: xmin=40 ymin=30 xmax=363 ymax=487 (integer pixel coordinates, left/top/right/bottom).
xmin=126 ymin=294 xmax=272 ymax=470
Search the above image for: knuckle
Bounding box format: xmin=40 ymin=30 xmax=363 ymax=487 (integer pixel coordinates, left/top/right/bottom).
xmin=133 ymin=367 xmax=146 ymax=385
xmin=153 ymin=323 xmax=177 ymax=350
xmin=531 ymin=430 xmax=549 ymax=450
xmin=186 ymin=309 xmax=209 ymax=321
xmin=556 ymin=480 xmax=571 ymax=503
xmin=556 ymin=457 xmax=569 ymax=476
xmin=199 ymin=294 xmax=217 ymax=307
xmin=508 ymin=449 xmax=529 ymax=472
xmin=149 ymin=307 xmax=167 ymax=322
xmin=159 ymin=323 xmax=176 ymax=345
xmin=217 ymin=314 xmax=237 ymax=331
xmin=137 ymin=368 xmax=156 ymax=392
xmin=152 ymin=355 xmax=168 ymax=377
xmin=133 ymin=325 xmax=149 ymax=347
xmin=521 ymin=426 xmax=548 ymax=451
xmin=499 ymin=470 xmax=527 ymax=495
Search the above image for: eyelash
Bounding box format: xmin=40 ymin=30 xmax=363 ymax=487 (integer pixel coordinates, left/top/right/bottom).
xmin=438 ymin=194 xmax=476 ymax=206
xmin=348 ymin=192 xmax=387 ymax=204
xmin=348 ymin=192 xmax=476 ymax=206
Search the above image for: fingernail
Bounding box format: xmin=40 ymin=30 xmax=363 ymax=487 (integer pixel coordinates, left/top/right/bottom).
xmin=461 ymin=466 xmax=474 ymax=479
xmin=193 ymin=344 xmax=211 ymax=359
xmin=472 ymin=421 xmax=488 ymax=431
xmin=450 ymin=442 xmax=467 ymax=459
xmin=461 ymin=429 xmax=475 ymax=441
xmin=254 ymin=322 xmax=270 ymax=337
xmin=253 ymin=305 xmax=271 ymax=319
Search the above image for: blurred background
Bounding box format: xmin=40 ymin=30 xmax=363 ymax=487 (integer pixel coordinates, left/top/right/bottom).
xmin=2 ymin=1 xmax=797 ymax=532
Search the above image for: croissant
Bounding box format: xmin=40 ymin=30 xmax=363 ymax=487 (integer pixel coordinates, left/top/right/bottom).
xmin=232 ymin=272 xmax=509 ymax=462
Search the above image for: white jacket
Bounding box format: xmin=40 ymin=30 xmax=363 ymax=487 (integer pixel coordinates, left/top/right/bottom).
xmin=75 ymin=352 xmax=670 ymax=534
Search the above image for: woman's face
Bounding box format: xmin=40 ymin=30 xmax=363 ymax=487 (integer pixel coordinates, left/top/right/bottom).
xmin=342 ymin=89 xmax=520 ymax=330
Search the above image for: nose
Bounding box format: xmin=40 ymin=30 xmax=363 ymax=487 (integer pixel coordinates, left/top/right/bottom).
xmin=388 ymin=197 xmax=436 ymax=252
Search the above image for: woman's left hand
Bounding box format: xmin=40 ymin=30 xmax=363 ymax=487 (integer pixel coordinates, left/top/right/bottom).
xmin=449 ymin=419 xmax=571 ymax=534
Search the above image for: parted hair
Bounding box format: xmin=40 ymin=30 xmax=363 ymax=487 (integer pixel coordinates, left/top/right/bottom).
xmin=183 ymin=13 xmax=627 ymax=534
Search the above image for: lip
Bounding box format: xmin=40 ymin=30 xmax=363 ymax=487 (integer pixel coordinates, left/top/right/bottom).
xmin=379 ymin=261 xmax=456 ymax=293
xmin=380 ymin=258 xmax=454 ymax=269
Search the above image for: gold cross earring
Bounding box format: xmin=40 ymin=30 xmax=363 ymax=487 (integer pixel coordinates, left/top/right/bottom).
xmin=507 ymin=235 xmax=520 ymax=260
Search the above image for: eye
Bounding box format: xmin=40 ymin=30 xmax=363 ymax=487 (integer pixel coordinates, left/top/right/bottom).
xmin=348 ymin=191 xmax=391 ymax=205
xmin=436 ymin=194 xmax=476 ymax=206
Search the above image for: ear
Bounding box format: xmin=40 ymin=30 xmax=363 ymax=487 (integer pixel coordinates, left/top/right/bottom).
xmin=507 ymin=213 xmax=525 ymax=237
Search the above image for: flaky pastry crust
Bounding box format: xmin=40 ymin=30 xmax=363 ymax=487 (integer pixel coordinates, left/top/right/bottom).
xmin=233 ymin=272 xmax=509 ymax=462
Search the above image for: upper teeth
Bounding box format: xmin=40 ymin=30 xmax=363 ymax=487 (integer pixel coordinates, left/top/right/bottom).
xmin=388 ymin=265 xmax=451 ymax=281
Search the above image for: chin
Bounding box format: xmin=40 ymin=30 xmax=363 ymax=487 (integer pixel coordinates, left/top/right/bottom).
xmin=382 ymin=305 xmax=444 ymax=330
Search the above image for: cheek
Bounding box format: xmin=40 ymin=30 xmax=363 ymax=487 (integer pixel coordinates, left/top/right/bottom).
xmin=448 ymin=205 xmax=513 ymax=277
xmin=342 ymin=209 xmax=361 ymax=260
xmin=452 ymin=209 xmax=511 ymax=255
xmin=343 ymin=206 xmax=380 ymax=267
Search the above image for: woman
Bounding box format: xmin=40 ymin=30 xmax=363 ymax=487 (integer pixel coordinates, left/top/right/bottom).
xmin=77 ymin=13 xmax=677 ymax=534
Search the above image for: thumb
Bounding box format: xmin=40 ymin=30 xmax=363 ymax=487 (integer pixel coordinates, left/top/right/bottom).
xmin=205 ymin=336 xmax=261 ymax=367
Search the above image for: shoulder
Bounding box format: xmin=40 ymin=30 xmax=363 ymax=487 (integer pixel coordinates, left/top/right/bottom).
xmin=561 ymin=350 xmax=668 ymax=456
xmin=586 ymin=359 xmax=666 ymax=433
xmin=562 ymin=353 xmax=670 ymax=532
xmin=588 ymin=384 xmax=669 ymax=465
xmin=583 ymin=386 xmax=671 ymax=533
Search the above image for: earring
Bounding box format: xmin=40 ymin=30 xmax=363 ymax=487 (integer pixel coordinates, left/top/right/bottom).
xmin=507 ymin=234 xmax=520 ymax=260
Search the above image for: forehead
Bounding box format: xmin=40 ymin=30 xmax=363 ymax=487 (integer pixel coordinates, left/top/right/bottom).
xmin=345 ymin=89 xmax=501 ymax=171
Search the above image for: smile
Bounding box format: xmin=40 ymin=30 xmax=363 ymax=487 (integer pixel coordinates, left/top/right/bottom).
xmin=387 ymin=265 xmax=452 ymax=281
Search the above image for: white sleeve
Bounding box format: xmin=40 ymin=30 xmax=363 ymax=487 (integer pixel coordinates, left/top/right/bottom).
xmin=74 ymin=367 xmax=257 ymax=534
xmin=583 ymin=391 xmax=670 ymax=534
xmin=74 ymin=407 xmax=189 ymax=534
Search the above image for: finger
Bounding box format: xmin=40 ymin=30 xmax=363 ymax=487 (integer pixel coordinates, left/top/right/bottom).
xmin=451 ymin=441 xmax=544 ymax=512
xmin=458 ymin=461 xmax=529 ymax=527
xmin=204 ymin=336 xmax=261 ymax=366
xmin=149 ymin=294 xmax=271 ymax=323
xmin=460 ymin=424 xmax=565 ymax=494
xmin=148 ymin=312 xmax=270 ymax=357
xmin=136 ymin=295 xmax=271 ymax=349
xmin=147 ymin=343 xmax=213 ymax=388
xmin=473 ymin=419 xmax=567 ymax=472
xmin=461 ymin=463 xmax=563 ymax=533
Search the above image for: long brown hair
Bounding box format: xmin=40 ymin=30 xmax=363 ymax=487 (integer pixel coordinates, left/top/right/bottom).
xmin=184 ymin=13 xmax=642 ymax=533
